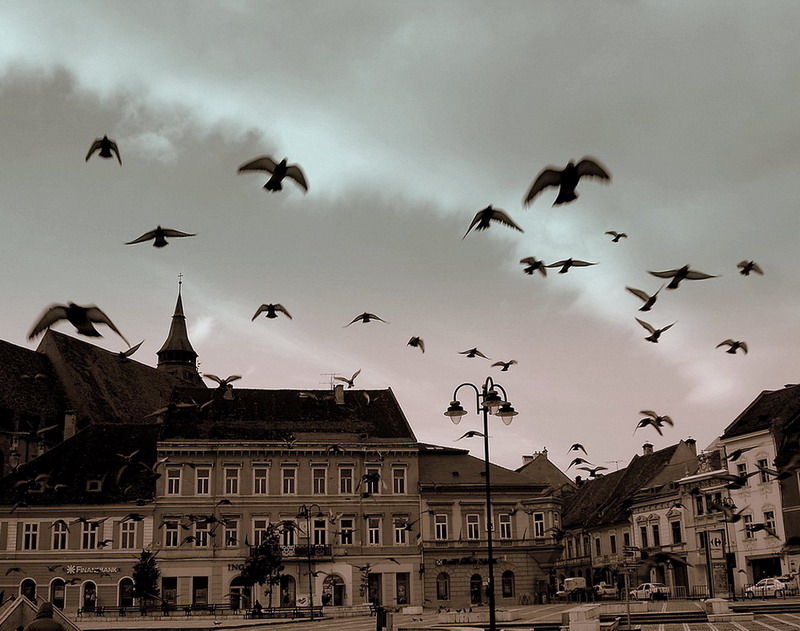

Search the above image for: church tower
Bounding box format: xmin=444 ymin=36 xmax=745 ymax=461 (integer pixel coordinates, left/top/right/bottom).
xmin=157 ymin=281 xmax=204 ymax=386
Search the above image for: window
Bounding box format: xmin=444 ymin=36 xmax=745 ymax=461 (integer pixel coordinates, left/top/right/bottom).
xmin=120 ymin=521 xmax=136 ymax=549
xmin=23 ymin=523 xmax=38 ymax=550
xmin=312 ymin=468 xmax=327 ymax=495
xmin=282 ymin=468 xmax=296 ymax=495
xmin=194 ymin=522 xmax=210 ymax=547
xmin=392 ymin=469 xmax=406 ymax=494
xmin=567 ymin=539 xmax=574 ymax=558
xmin=254 ymin=519 xmax=270 ymax=545
xmin=695 ymin=495 xmax=704 ymax=515
xmin=466 ymin=514 xmax=480 ymax=540
xmin=365 ymin=468 xmax=380 ymax=494
xmin=166 ymin=469 xmax=181 ymax=495
xmin=281 ymin=523 xmax=296 ymax=546
xmin=501 ymin=570 xmax=515 ymax=598
xmin=533 ymin=512 xmax=545 ymax=538
xmin=670 ymin=521 xmax=682 ymax=544
xmin=196 ymin=468 xmax=210 ymax=495
xmin=743 ymin=514 xmax=754 ymax=539
xmin=698 ymin=531 xmax=708 ymax=550
xmin=622 ymin=532 xmax=631 ymax=547
xmin=224 ymin=520 xmax=238 ymax=547
xmin=368 ymin=517 xmax=381 ymax=545
xmin=651 ymin=524 xmax=661 ymax=547
xmin=434 ymin=514 xmax=448 ymax=540
xmin=736 ymin=463 xmax=748 ymax=485
xmin=52 ymin=521 xmax=68 ymax=550
xmin=224 ymin=468 xmax=240 ymax=495
xmin=339 ymin=468 xmax=353 ymax=494
xmin=705 ymin=492 xmax=722 ymax=512
xmin=313 ymin=519 xmax=327 ymax=545
xmin=595 ymin=538 xmax=601 ymax=556
xmin=82 ymin=522 xmax=99 ymax=549
xmin=764 ymin=510 xmax=776 ymax=531
xmin=436 ymin=572 xmax=450 ymax=600
xmin=339 ymin=518 xmax=354 ymax=545
xmin=394 ymin=520 xmax=408 ymax=545
xmin=758 ymin=459 xmax=769 ymax=483
xmin=609 ymin=534 xmax=617 ymax=554
xmin=498 ymin=513 xmax=512 ymax=539
xmin=639 ymin=525 xmax=648 ymax=548
xmin=253 ymin=468 xmax=268 ymax=494
xmin=164 ymin=522 xmax=179 ymax=547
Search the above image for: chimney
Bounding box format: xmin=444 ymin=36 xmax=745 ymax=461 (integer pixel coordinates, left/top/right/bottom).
xmin=522 ymin=455 xmax=534 ymax=465
xmin=334 ymin=384 xmax=345 ymax=405
xmin=63 ymin=410 xmax=77 ymax=440
xmin=575 ymin=475 xmax=584 ymax=487
xmin=642 ymin=442 xmax=654 ymax=456
xmin=685 ymin=438 xmax=697 ymax=455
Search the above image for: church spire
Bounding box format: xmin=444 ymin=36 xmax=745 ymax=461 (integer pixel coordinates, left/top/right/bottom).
xmin=157 ymin=276 xmax=203 ymax=385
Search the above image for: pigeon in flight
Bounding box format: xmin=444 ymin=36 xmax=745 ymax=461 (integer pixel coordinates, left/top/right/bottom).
xmin=567 ymin=457 xmax=592 ymax=469
xmin=648 ymin=265 xmax=717 ymax=289
xmin=345 ymin=312 xmax=387 ymax=326
xmin=727 ymin=446 xmax=756 ymax=462
xmin=237 ymin=156 xmax=308 ymax=192
xmin=491 ymin=360 xmax=517 ymax=371
xmin=635 ymin=410 xmax=674 ymax=435
xmin=605 ymin=231 xmax=627 ymax=242
xmin=251 ymin=304 xmax=292 ymax=320
xmin=577 ymin=465 xmax=608 ymax=478
xmin=456 ymin=430 xmax=485 ymax=441
xmin=626 ymin=285 xmax=663 ymax=312
xmin=524 ymin=157 xmax=611 ymax=206
xmin=203 ymin=374 xmax=242 ymax=387
xmin=407 ymin=336 xmax=425 ymax=353
xmin=520 ymin=257 xmax=547 ymax=277
xmin=737 ymin=260 xmax=763 ymax=276
xmin=568 ymin=443 xmax=587 ymax=455
xmin=463 ymin=205 xmax=523 ymax=239
xmin=635 ymin=318 xmax=675 ymax=343
xmin=459 ymin=348 xmax=489 ymax=359
xmin=546 ymin=259 xmax=597 ymax=274
xmin=717 ymin=339 xmax=748 ymax=354
xmin=28 ymin=303 xmax=129 ymax=345
xmin=334 ymin=369 xmax=361 ymax=389
xmin=86 ymin=135 xmax=121 ymax=164
xmin=125 ymin=226 xmax=196 ymax=248
xmin=116 ymin=340 xmax=144 ymax=361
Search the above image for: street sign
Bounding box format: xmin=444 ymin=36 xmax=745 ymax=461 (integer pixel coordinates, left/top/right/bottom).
xmin=623 ymin=546 xmax=640 ymax=551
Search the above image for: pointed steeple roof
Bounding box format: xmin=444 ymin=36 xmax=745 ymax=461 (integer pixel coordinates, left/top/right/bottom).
xmin=157 ymin=284 xmax=203 ymax=385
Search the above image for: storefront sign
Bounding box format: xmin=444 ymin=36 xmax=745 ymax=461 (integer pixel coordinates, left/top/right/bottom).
xmin=65 ymin=565 xmax=121 ymax=575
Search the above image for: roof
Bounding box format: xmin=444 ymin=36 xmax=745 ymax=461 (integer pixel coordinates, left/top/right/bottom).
xmin=161 ymin=387 xmax=417 ymax=441
xmin=0 ymin=423 xmax=162 ymax=506
xmin=516 ymin=451 xmax=574 ymax=489
xmin=157 ymin=290 xmax=197 ymax=356
xmin=722 ymin=384 xmax=800 ymax=439
xmin=36 ymin=330 xmax=194 ymax=426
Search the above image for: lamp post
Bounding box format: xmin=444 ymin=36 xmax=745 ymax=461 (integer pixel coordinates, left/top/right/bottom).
xmin=444 ymin=376 xmax=518 ymax=631
xmin=297 ymin=503 xmax=323 ymax=621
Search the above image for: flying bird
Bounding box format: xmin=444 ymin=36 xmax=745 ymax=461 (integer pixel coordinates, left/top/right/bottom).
xmin=635 ymin=318 xmax=675 ymax=343
xmin=237 ymin=156 xmax=308 ymax=192
xmin=625 ymin=285 xmax=663 ymax=312
xmin=707 ymin=499 xmax=748 ymax=523
xmin=345 ymin=312 xmax=387 ymax=326
xmin=567 ymin=457 xmax=593 ymax=469
xmin=491 ymin=360 xmax=517 ymax=371
xmin=523 ymin=157 xmax=611 ymax=206
xmin=717 ymin=339 xmax=748 ymax=354
xmin=126 ymin=226 xmax=196 ymax=248
xmin=546 ymin=259 xmax=597 ymax=274
xmin=520 ymin=257 xmax=547 ymax=277
xmin=577 ymin=465 xmax=608 ymax=478
xmin=456 ymin=430 xmax=485 ymax=441
xmin=635 ymin=410 xmax=674 ymax=435
xmin=462 ymin=205 xmax=523 ymax=239
xmin=648 ymin=265 xmax=718 ymax=289
xmin=727 ymin=446 xmax=757 ymax=462
xmin=334 ymin=369 xmax=361 ymax=389
xmin=737 ymin=260 xmax=763 ymax=276
xmin=459 ymin=348 xmax=489 ymax=359
xmin=251 ymin=304 xmax=292 ymax=320
xmin=28 ymin=302 xmax=130 ymax=346
xmin=203 ymin=374 xmax=242 ymax=387
xmin=117 ymin=340 xmax=144 ymax=361
xmin=407 ymin=336 xmax=425 ymax=353
xmin=605 ymin=231 xmax=627 ymax=242
xmin=86 ymin=135 xmax=121 ymax=164
xmin=568 ymin=444 xmax=587 ymax=455
xmin=745 ymin=522 xmax=778 ymax=538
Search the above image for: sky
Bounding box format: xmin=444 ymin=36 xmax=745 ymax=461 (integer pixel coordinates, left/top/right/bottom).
xmin=1 ymin=1 xmax=799 ymax=474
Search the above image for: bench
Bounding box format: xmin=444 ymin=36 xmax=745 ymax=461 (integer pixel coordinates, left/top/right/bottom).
xmin=245 ymin=605 xmax=323 ymax=619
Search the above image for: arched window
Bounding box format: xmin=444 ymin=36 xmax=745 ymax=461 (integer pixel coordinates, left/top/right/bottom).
xmin=280 ymin=575 xmax=296 ymax=607
xmin=436 ymin=572 xmax=450 ymax=601
xmin=322 ymin=574 xmax=346 ymax=606
xmin=501 ymin=571 xmax=515 ymax=598
xmin=20 ymin=578 xmax=36 ymax=602
xmin=470 ymin=574 xmax=483 ymax=605
xmin=229 ymin=576 xmax=252 ymax=612
xmin=118 ymin=577 xmax=134 ymax=608
xmin=50 ymin=579 xmax=66 ymax=610
xmin=82 ymin=581 xmax=97 ymax=611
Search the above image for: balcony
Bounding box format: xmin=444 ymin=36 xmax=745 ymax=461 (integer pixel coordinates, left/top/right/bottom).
xmin=280 ymin=544 xmax=332 ymax=558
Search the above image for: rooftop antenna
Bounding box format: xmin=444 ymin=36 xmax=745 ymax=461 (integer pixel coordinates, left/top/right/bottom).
xmin=320 ymin=373 xmax=337 ymax=389
xmin=606 ymin=459 xmax=624 ymax=471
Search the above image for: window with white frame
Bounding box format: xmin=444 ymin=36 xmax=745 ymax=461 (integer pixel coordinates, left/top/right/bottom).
xmin=313 ymin=519 xmax=327 ymax=545
xmin=392 ymin=469 xmax=406 ymax=494
xmin=253 ymin=468 xmax=268 ymax=494
xmin=743 ymin=514 xmax=754 ymax=538
xmin=623 ymin=531 xmax=631 ymax=547
xmin=394 ymin=520 xmax=407 ymax=545
xmin=434 ymin=514 xmax=448 ymax=540
xmin=166 ymin=469 xmax=181 ymax=495
xmin=339 ymin=518 xmax=354 ymax=545
xmin=533 ymin=512 xmax=545 ymax=537
xmin=736 ymin=463 xmax=748 ymax=485
xmin=82 ymin=522 xmax=99 ymax=549
xmin=312 ymin=468 xmax=327 ymax=495
xmin=196 ymin=468 xmax=210 ymax=495
xmin=758 ymin=459 xmax=770 ymax=482
xmin=120 ymin=521 xmax=137 ymax=549
xmin=224 ymin=519 xmax=238 ymax=547
xmin=466 ymin=514 xmax=480 ymax=540
xmin=651 ymin=524 xmax=661 ymax=547
xmin=254 ymin=519 xmax=270 ymax=544
xmin=52 ymin=521 xmax=68 ymax=550
xmin=595 ymin=537 xmax=602 ymax=556
xmin=23 ymin=523 xmax=38 ymax=550
xmin=164 ymin=522 xmax=179 ymax=547
xmin=365 ymin=468 xmax=380 ymax=494
xmin=282 ymin=468 xmax=297 ymax=494
xmin=281 ymin=523 xmax=296 ymax=546
xmin=339 ymin=468 xmax=353 ymax=494
xmin=610 ymin=534 xmax=617 ymax=553
xmin=498 ymin=513 xmax=512 ymax=539
xmin=224 ymin=468 xmax=240 ymax=495
xmin=194 ymin=522 xmax=209 ymax=547
xmin=764 ymin=510 xmax=776 ymax=531
xmin=367 ymin=517 xmax=381 ymax=544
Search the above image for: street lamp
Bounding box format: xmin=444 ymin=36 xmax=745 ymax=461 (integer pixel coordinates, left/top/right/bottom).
xmin=444 ymin=376 xmax=518 ymax=631
xmin=297 ymin=503 xmax=324 ymax=620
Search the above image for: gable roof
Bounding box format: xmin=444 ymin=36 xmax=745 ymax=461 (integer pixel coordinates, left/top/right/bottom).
xmin=722 ymin=384 xmax=800 ymax=439
xmin=516 ymin=452 xmax=574 ymax=489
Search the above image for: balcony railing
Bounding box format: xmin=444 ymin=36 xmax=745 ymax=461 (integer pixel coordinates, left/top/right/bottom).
xmin=280 ymin=544 xmax=332 ymax=558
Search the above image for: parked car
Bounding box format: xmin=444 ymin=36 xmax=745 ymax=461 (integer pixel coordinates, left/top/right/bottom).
xmin=557 ymin=577 xmax=589 ymax=600
xmin=629 ymin=582 xmax=670 ymax=600
xmin=744 ymin=577 xmax=792 ymax=599
xmin=594 ymin=582 xmax=617 ymax=599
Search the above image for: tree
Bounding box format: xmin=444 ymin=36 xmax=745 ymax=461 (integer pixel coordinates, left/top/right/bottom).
xmin=239 ymin=524 xmax=285 ymax=600
xmin=132 ymin=549 xmax=160 ymax=604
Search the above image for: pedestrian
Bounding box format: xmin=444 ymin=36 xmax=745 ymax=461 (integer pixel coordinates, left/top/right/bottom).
xmin=23 ymin=602 xmax=65 ymax=631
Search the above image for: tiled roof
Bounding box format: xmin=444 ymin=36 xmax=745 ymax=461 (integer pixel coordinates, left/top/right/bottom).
xmin=516 ymin=453 xmax=574 ymax=489
xmin=161 ymin=387 xmax=417 ymax=441
xmin=0 ymin=423 xmax=161 ymax=506
xmin=721 ymin=384 xmax=800 ymax=439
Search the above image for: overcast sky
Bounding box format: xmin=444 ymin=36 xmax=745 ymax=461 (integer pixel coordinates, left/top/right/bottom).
xmin=2 ymin=1 xmax=799 ymax=474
